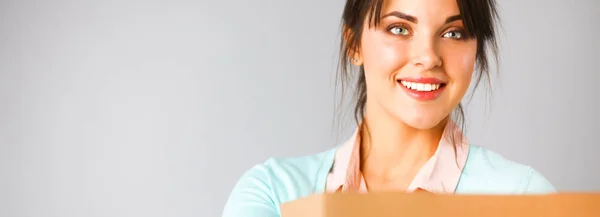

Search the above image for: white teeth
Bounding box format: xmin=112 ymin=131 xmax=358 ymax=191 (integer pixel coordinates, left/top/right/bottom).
xmin=416 ymin=83 xmax=424 ymax=91
xmin=399 ymin=81 xmax=442 ymax=92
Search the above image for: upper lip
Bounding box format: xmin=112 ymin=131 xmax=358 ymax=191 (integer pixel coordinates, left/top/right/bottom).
xmin=397 ymin=77 xmax=446 ymax=84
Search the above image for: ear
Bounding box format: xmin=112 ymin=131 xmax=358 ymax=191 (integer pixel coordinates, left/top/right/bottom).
xmin=343 ymin=25 xmax=363 ymax=66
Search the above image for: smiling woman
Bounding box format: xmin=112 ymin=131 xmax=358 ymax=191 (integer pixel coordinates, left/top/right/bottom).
xmin=222 ymin=0 xmax=555 ymax=216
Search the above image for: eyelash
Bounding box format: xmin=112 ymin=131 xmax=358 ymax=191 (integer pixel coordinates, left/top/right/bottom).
xmin=386 ymin=25 xmax=468 ymax=40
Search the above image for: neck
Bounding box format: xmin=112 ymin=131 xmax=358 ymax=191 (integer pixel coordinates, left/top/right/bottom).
xmin=359 ymin=102 xmax=448 ymax=183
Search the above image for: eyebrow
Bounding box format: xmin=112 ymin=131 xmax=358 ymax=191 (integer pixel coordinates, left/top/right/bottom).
xmin=381 ymin=11 xmax=463 ymax=24
xmin=381 ymin=11 xmax=418 ymax=23
xmin=444 ymin=15 xmax=462 ymax=24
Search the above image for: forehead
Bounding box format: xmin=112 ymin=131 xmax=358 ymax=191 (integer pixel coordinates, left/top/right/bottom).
xmin=381 ymin=0 xmax=461 ymax=21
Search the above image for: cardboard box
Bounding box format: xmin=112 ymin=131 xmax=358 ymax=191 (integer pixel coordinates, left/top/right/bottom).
xmin=280 ymin=192 xmax=600 ymax=217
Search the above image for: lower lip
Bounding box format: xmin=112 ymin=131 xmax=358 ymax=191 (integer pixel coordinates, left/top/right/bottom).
xmin=398 ymin=81 xmax=446 ymax=101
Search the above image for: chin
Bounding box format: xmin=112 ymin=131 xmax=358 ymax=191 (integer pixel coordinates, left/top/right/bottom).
xmin=398 ymin=115 xmax=446 ymax=130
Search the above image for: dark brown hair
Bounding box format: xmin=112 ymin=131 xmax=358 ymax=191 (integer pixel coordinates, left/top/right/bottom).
xmin=335 ymin=0 xmax=500 ymax=143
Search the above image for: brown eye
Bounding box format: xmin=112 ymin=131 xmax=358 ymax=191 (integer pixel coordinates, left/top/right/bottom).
xmin=389 ymin=26 xmax=410 ymax=36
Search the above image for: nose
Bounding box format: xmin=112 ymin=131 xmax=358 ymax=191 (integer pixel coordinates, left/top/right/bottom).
xmin=409 ymin=37 xmax=442 ymax=70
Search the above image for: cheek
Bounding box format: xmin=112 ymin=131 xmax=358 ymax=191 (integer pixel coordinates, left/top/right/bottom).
xmin=442 ymin=45 xmax=477 ymax=88
xmin=460 ymin=52 xmax=477 ymax=74
xmin=360 ymin=33 xmax=409 ymax=81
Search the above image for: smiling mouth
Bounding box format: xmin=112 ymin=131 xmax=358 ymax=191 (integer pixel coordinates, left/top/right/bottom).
xmin=396 ymin=78 xmax=447 ymax=101
xmin=398 ymin=80 xmax=447 ymax=92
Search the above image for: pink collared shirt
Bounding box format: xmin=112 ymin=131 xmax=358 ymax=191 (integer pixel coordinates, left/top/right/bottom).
xmin=326 ymin=122 xmax=470 ymax=193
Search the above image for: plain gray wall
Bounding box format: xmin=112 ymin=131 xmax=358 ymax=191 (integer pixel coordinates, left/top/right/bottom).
xmin=1 ymin=0 xmax=598 ymax=216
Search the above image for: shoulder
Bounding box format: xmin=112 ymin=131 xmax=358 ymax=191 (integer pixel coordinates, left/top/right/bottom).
xmin=458 ymin=145 xmax=556 ymax=194
xmin=222 ymin=148 xmax=336 ymax=217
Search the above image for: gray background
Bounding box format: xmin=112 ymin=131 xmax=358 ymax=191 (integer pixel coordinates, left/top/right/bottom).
xmin=1 ymin=0 xmax=598 ymax=216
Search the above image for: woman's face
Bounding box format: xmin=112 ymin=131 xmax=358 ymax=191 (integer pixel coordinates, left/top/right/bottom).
xmin=355 ymin=0 xmax=477 ymax=129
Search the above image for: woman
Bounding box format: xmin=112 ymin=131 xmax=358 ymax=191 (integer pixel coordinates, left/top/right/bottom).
xmin=223 ymin=0 xmax=555 ymax=216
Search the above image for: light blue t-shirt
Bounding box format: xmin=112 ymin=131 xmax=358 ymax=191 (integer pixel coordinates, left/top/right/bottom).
xmin=222 ymin=145 xmax=555 ymax=217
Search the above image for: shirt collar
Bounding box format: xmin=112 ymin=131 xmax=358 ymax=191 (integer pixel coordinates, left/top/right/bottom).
xmin=326 ymin=120 xmax=470 ymax=193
